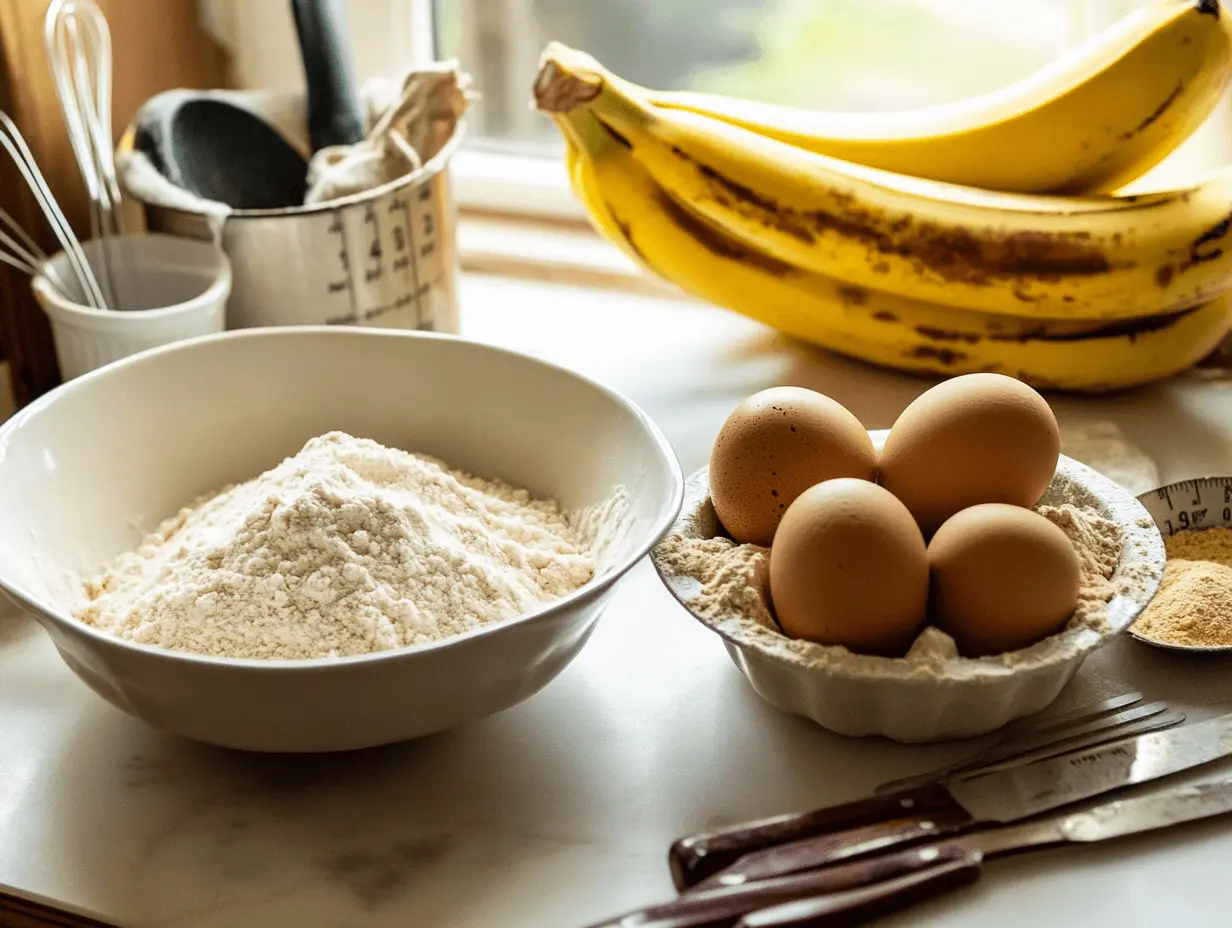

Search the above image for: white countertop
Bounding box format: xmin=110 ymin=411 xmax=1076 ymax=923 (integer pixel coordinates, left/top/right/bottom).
xmin=5 ymin=273 xmax=1232 ymax=927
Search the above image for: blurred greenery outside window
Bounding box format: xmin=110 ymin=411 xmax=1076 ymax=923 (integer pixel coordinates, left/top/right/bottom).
xmin=435 ymin=0 xmax=1230 ymax=214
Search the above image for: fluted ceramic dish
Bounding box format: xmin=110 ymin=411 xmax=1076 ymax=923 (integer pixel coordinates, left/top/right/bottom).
xmin=652 ymin=431 xmax=1165 ymax=743
xmin=0 ymin=328 xmax=683 ymax=752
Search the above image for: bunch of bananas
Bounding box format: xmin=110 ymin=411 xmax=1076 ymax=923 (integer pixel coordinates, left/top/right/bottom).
xmin=533 ymin=0 xmax=1232 ymax=391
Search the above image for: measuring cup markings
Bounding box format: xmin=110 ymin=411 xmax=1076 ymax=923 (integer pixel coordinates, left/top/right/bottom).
xmin=388 ymin=192 xmax=421 ymax=328
xmin=314 ymin=186 xmax=447 ymax=328
xmin=408 ymin=182 xmax=444 ymax=330
xmin=1141 ymin=477 xmax=1232 ymax=537
xmin=324 ymin=212 xmax=358 ymax=325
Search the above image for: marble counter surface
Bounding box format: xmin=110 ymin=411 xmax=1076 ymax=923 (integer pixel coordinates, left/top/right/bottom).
xmin=5 ymin=274 xmax=1232 ymax=927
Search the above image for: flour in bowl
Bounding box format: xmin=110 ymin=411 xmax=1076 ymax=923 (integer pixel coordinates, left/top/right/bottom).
xmin=75 ymin=432 xmax=624 ymax=660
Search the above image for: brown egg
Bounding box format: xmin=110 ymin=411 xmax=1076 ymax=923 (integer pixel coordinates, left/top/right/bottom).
xmin=710 ymin=387 xmax=876 ymax=545
xmin=879 ymin=373 xmax=1060 ymax=537
xmin=928 ymin=503 xmax=1080 ymax=657
xmin=769 ymin=478 xmax=929 ymax=655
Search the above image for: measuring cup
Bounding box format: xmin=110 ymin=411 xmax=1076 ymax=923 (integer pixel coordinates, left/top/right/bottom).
xmin=32 ymin=234 xmax=231 ymax=380
xmin=124 ymin=119 xmax=463 ymax=334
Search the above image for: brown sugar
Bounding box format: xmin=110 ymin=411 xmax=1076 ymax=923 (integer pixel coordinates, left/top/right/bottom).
xmin=1131 ymin=528 xmax=1232 ymax=648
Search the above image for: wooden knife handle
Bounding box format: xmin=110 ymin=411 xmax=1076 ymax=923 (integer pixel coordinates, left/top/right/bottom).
xmin=733 ymin=849 xmax=983 ymax=927
xmin=668 ymin=785 xmax=958 ymax=890
xmin=583 ymin=842 xmax=976 ymax=928
xmin=691 ymin=805 xmax=975 ymax=891
xmin=0 ymin=889 xmax=121 ymax=927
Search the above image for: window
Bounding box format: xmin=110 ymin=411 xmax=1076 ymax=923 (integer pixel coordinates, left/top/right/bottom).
xmin=214 ymin=0 xmax=1232 ymax=220
xmin=438 ymin=0 xmax=1076 ymax=151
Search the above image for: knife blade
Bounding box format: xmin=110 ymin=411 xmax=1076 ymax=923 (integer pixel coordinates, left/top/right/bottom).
xmin=673 ymin=710 xmax=1232 ymax=890
xmin=592 ymin=772 xmax=1232 ymax=928
xmin=872 ymin=700 xmax=1179 ymax=795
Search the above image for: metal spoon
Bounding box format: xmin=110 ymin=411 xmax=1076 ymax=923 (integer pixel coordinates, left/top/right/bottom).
xmin=1130 ymin=476 xmax=1232 ymax=655
xmin=132 ymin=89 xmax=309 ymax=210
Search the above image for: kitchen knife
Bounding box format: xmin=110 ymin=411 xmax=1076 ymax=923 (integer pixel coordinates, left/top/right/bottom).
xmin=735 ymin=775 xmax=1232 ymax=927
xmin=591 ymin=773 xmax=1232 ymax=928
xmin=873 ymin=700 xmax=1181 ymax=794
xmin=670 ymin=710 xmax=1232 ymax=889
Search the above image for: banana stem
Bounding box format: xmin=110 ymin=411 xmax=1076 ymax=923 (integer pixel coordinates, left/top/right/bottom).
xmin=533 ymin=42 xmax=656 ymax=135
xmin=534 ymin=43 xmax=603 ymax=112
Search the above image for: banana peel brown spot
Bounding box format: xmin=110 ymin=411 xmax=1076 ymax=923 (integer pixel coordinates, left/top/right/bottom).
xmin=904 ymin=345 xmax=968 ymax=366
xmin=1157 ymin=264 xmax=1176 ymax=287
xmin=670 ymin=147 xmax=1114 ymax=285
xmin=597 ymin=120 xmax=633 ymax=149
xmin=898 ymin=227 xmax=1111 ymax=284
xmin=688 ymin=157 xmax=816 ymax=245
xmin=914 ymin=326 xmax=982 ymax=345
xmin=1119 ymin=83 xmax=1184 ymax=141
xmin=655 ymin=190 xmax=795 ymax=276
xmin=610 ymin=212 xmax=648 ymax=264
xmin=836 ymin=284 xmax=871 ymax=306
xmin=1184 ymin=211 xmax=1232 ymax=268
xmin=872 ymin=310 xmax=898 ymax=322
xmin=991 ymin=307 xmax=1195 ymax=344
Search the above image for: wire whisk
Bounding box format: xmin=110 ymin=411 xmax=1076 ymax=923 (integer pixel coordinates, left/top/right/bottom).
xmin=0 ymin=111 xmax=106 ymax=308
xmin=45 ymin=0 xmax=121 ymax=306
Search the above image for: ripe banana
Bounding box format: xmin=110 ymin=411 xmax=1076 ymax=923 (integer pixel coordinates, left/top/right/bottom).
xmin=557 ymin=107 xmax=1232 ymax=393
xmin=647 ymin=0 xmax=1232 ymax=195
xmin=535 ymin=44 xmax=1232 ymax=322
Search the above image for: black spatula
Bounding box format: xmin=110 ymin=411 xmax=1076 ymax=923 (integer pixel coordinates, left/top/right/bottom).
xmin=291 ymin=0 xmax=367 ymax=151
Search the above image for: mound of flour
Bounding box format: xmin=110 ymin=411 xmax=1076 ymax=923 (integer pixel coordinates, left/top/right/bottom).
xmin=76 ymin=432 xmax=620 ymax=660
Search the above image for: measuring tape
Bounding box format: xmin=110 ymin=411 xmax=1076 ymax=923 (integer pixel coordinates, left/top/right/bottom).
xmin=1131 ymin=477 xmax=1232 ymax=653
xmin=1136 ymin=477 xmax=1232 ymax=538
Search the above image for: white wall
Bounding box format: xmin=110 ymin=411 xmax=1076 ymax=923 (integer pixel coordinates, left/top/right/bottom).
xmin=199 ymin=0 xmax=430 ymax=91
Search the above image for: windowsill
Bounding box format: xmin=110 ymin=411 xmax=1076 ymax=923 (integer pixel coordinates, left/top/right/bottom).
xmin=457 ymin=210 xmax=685 ymax=300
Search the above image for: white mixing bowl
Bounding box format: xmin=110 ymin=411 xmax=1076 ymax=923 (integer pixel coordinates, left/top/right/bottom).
xmin=0 ymin=328 xmax=683 ymax=752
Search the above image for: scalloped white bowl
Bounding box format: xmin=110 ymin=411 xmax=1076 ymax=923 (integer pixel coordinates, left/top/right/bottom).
xmin=652 ymin=431 xmax=1165 ymax=743
xmin=0 ymin=328 xmax=683 ymax=752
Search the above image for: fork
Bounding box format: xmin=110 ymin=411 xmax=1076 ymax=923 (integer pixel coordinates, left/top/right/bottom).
xmin=668 ymin=691 xmax=1183 ymax=890
xmin=874 ymin=694 xmax=1182 ymax=794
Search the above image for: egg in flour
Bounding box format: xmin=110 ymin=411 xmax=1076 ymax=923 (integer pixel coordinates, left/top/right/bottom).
xmin=769 ymin=478 xmax=929 ymax=655
xmin=878 ymin=373 xmax=1060 ymax=537
xmin=710 ymin=387 xmax=876 ymax=546
xmin=928 ymin=503 xmax=1080 ymax=657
